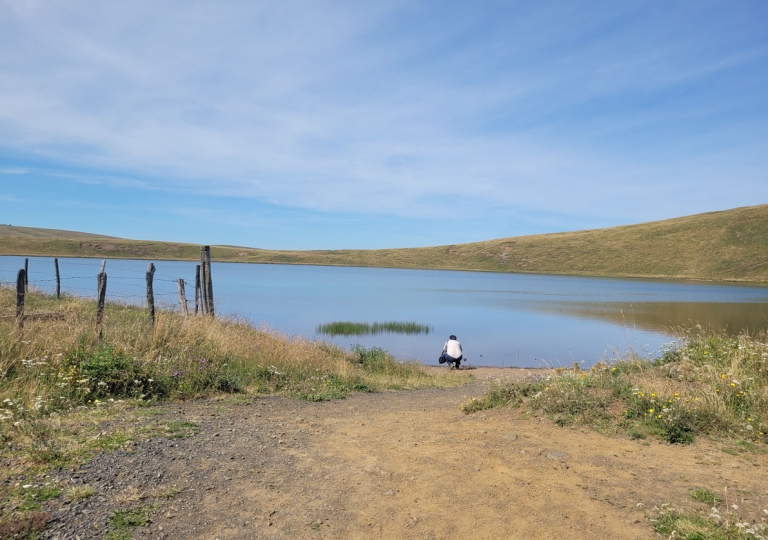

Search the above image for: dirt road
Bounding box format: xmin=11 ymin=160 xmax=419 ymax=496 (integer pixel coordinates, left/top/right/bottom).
xmin=42 ymin=368 xmax=768 ymax=539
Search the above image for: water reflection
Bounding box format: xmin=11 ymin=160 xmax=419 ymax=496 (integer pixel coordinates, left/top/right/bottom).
xmin=536 ymin=301 xmax=768 ymax=335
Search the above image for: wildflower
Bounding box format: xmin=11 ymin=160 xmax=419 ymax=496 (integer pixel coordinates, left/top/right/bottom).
xmin=649 ymin=409 xmax=654 ymax=414
xmin=651 ymin=393 xmax=656 ymax=398
xmin=730 ymin=383 xmax=736 ymax=387
xmin=721 ymin=374 xmax=727 ymax=379
xmin=674 ymin=393 xmax=679 ymax=398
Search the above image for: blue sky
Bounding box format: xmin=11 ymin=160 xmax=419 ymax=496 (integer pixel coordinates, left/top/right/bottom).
xmin=1 ymin=0 xmax=766 ymax=249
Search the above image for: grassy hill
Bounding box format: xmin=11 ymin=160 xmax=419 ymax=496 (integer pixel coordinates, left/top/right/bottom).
xmin=1 ymin=204 xmax=767 ymax=282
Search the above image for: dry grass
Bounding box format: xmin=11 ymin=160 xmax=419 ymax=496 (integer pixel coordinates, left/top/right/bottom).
xmin=463 ymin=328 xmax=768 ymax=446
xmin=0 ymin=288 xmax=456 ymax=417
xmin=64 ymin=485 xmax=96 ymax=501
xmin=1 ymin=204 xmax=767 ymax=281
xmin=0 ymin=287 xmax=466 ymax=528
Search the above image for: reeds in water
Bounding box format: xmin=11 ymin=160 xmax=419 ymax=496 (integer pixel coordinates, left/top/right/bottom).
xmin=316 ymin=321 xmax=432 ymax=336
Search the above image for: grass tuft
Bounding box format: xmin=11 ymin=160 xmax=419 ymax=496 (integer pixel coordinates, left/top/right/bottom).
xmin=65 ymin=485 xmax=96 ymax=501
xmin=689 ymin=488 xmax=722 ymax=505
xmin=107 ymin=503 xmax=158 ymax=538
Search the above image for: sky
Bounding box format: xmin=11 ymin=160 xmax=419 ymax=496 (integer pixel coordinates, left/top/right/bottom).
xmin=0 ymin=0 xmax=766 ymax=250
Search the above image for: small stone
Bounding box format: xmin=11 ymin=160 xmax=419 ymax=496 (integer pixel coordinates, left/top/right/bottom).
xmin=384 ymin=490 xmax=394 ymax=496
xmin=546 ymin=451 xmax=570 ymax=462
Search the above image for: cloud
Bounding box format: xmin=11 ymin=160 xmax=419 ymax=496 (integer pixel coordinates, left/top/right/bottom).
xmin=0 ymin=0 xmax=766 ymax=224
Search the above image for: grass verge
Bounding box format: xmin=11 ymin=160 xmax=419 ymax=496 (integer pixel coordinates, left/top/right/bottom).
xmin=462 ymin=328 xmax=767 ymax=446
xmin=652 ymin=503 xmax=767 ymax=539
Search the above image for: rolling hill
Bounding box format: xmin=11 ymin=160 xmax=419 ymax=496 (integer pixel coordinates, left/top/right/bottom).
xmin=1 ymin=204 xmax=766 ymax=282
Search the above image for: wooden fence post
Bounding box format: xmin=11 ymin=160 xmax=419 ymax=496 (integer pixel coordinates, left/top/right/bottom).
xmin=177 ymin=278 xmax=189 ymax=316
xmin=146 ymin=263 xmax=156 ymax=328
xmin=194 ymin=265 xmax=201 ymax=316
xmin=16 ymin=269 xmax=25 ymax=332
xmin=199 ymin=247 xmax=208 ymax=315
xmin=200 ymin=246 xmax=214 ymax=316
xmin=24 ymin=258 xmax=28 ymax=293
xmin=96 ymin=271 xmax=107 ymax=340
xmin=54 ymin=258 xmax=60 ymax=299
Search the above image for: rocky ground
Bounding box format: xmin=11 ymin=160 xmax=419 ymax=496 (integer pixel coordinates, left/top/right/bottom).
xmin=38 ymin=367 xmax=768 ymax=539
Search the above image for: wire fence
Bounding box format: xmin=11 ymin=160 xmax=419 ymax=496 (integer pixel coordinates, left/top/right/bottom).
xmin=0 ymin=258 xmax=202 ymax=315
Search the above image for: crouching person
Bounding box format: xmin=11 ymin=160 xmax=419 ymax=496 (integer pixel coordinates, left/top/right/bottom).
xmin=439 ymin=335 xmax=463 ymax=369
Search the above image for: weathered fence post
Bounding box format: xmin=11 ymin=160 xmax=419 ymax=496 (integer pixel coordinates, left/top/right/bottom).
xmin=146 ymin=263 xmax=156 ymax=328
xmin=54 ymin=258 xmax=61 ymax=299
xmin=194 ymin=265 xmax=201 ymax=316
xmin=177 ymin=279 xmax=189 ymax=316
xmin=96 ymin=271 xmax=107 ymax=341
xmin=24 ymin=258 xmax=28 ymax=293
xmin=200 ymin=246 xmax=214 ymax=316
xmin=100 ymin=260 xmax=107 ymax=273
xmin=199 ymin=248 xmax=208 ymax=315
xmin=16 ymin=269 xmax=25 ymax=332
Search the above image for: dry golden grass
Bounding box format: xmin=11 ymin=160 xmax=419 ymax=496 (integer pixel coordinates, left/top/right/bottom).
xmin=1 ymin=204 xmax=766 ymax=281
xmin=463 ymin=329 xmax=768 ymax=445
xmin=0 ymin=287 xmax=468 ymax=527
xmin=0 ymin=288 xmax=462 ymax=415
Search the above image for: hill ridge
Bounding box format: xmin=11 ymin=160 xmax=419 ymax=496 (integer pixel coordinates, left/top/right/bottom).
xmin=1 ymin=204 xmax=766 ymax=282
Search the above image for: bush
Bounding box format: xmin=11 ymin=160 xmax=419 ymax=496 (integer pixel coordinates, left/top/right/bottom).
xmin=65 ymin=344 xmax=161 ymax=402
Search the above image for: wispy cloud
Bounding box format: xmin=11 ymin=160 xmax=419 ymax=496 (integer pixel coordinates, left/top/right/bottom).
xmin=0 ymin=0 xmax=766 ymax=231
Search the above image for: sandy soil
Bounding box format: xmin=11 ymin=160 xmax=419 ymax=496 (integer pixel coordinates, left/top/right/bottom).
xmin=42 ymin=367 xmax=768 ymax=539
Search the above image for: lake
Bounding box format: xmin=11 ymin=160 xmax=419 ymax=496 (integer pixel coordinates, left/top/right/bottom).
xmin=2 ymin=255 xmax=767 ymax=367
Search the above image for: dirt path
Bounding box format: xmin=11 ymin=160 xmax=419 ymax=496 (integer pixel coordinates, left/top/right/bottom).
xmin=42 ymin=368 xmax=768 ymax=539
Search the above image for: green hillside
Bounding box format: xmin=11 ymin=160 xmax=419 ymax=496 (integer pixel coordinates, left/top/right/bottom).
xmin=1 ymin=204 xmax=766 ymax=282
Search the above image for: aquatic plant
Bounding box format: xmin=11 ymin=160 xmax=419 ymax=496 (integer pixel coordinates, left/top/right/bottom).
xmin=316 ymin=321 xmax=432 ymax=336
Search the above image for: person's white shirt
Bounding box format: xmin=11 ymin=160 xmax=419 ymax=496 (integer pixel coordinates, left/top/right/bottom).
xmin=443 ymin=339 xmax=462 ymax=358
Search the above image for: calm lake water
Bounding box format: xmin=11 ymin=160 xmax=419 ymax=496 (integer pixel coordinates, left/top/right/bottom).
xmin=2 ymin=256 xmax=768 ymax=368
